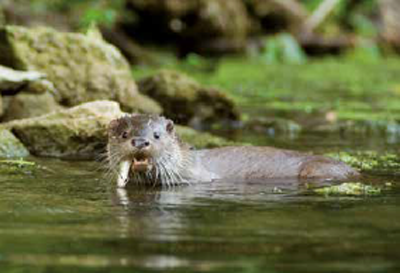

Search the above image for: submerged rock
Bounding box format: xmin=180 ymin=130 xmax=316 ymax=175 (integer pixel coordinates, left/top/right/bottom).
xmin=5 ymin=101 xmax=123 ymax=159
xmin=138 ymin=70 xmax=240 ymax=127
xmin=0 ymin=26 xmax=161 ymax=114
xmin=0 ymin=128 xmax=29 ymax=158
xmin=339 ymin=120 xmax=400 ymax=137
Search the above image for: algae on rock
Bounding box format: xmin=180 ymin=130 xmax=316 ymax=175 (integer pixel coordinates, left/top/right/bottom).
xmin=0 ymin=64 xmax=44 ymax=92
xmin=0 ymin=128 xmax=29 ymax=158
xmin=327 ymin=151 xmax=400 ymax=174
xmin=313 ymin=182 xmax=386 ymax=196
xmin=138 ymin=70 xmax=241 ymax=127
xmin=0 ymin=26 xmax=161 ymax=114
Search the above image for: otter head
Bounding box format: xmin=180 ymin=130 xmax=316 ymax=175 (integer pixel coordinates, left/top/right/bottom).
xmin=107 ymin=114 xmax=185 ymax=186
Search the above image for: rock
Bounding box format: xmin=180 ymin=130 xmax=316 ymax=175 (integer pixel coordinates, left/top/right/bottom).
xmin=0 ymin=25 xmax=161 ymax=114
xmin=125 ymin=0 xmax=251 ymax=54
xmin=339 ymin=120 xmax=400 ymax=136
xmin=5 ymin=101 xmax=123 ymax=159
xmin=313 ymin=182 xmax=387 ymax=196
xmin=127 ymin=0 xmax=197 ymax=17
xmin=0 ymin=95 xmax=3 ymax=118
xmin=3 ymin=99 xmax=240 ymax=159
xmin=0 ymin=65 xmax=44 ymax=92
xmin=138 ymin=70 xmax=241 ymax=127
xmin=24 ymin=79 xmax=57 ymax=94
xmin=0 ymin=128 xmax=29 ymax=158
xmin=379 ymin=0 xmax=400 ymax=47
xmin=327 ymin=151 xmax=400 ymax=174
xmin=246 ymin=117 xmax=302 ymax=137
xmin=244 ymin=0 xmax=307 ymax=33
xmin=2 ymin=92 xmax=63 ymax=121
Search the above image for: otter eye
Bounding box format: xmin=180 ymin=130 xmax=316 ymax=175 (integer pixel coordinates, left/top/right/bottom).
xmin=121 ymin=131 xmax=129 ymax=139
xmin=153 ymin=132 xmax=160 ymax=139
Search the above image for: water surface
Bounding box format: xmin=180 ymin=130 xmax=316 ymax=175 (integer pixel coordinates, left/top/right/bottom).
xmin=1 ymin=134 xmax=399 ymax=273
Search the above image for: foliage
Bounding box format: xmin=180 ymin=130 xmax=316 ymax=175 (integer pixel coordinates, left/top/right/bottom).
xmin=262 ymin=33 xmax=307 ymax=64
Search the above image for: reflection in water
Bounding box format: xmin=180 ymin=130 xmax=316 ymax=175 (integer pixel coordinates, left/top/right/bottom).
xmin=0 ymin=159 xmax=399 ymax=273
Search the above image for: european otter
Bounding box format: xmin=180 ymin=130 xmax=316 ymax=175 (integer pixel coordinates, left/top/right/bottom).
xmin=107 ymin=114 xmax=359 ymax=188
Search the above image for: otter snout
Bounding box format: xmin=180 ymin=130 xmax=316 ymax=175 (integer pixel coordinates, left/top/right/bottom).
xmin=132 ymin=138 xmax=151 ymax=150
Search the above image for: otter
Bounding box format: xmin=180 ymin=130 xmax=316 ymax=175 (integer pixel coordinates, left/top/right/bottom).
xmin=107 ymin=114 xmax=359 ymax=188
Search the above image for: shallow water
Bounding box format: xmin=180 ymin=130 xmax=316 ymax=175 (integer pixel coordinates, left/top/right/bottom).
xmin=1 ymin=131 xmax=400 ymax=273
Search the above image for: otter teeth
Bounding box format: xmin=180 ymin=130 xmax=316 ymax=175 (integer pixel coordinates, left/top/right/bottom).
xmin=131 ymin=158 xmax=152 ymax=172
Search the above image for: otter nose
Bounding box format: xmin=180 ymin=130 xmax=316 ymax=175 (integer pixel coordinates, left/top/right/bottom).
xmin=132 ymin=138 xmax=150 ymax=149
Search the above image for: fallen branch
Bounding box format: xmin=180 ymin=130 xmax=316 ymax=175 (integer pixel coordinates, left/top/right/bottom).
xmin=303 ymin=0 xmax=342 ymax=33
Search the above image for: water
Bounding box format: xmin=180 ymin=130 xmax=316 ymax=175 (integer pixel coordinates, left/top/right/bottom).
xmin=1 ymin=132 xmax=400 ymax=273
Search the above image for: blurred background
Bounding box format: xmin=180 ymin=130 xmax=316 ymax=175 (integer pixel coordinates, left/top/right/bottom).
xmin=2 ymin=0 xmax=400 ymax=150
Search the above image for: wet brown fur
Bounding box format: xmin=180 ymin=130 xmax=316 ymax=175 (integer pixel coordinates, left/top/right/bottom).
xmin=107 ymin=114 xmax=359 ymax=186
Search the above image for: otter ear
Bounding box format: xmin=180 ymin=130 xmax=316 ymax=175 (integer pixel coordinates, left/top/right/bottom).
xmin=166 ymin=119 xmax=174 ymax=133
xmin=108 ymin=119 xmax=120 ymax=136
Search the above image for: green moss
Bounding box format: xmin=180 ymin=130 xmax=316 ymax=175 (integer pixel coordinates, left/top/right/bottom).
xmin=313 ymin=182 xmax=386 ymax=196
xmin=327 ymin=151 xmax=400 ymax=173
xmin=0 ymin=158 xmax=36 ymax=175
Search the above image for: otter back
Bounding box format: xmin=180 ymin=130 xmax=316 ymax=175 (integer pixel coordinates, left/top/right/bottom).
xmin=196 ymin=146 xmax=359 ymax=180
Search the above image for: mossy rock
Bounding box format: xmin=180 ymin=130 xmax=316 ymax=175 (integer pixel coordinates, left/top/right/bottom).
xmin=0 ymin=25 xmax=161 ymax=114
xmin=138 ymin=70 xmax=241 ymax=127
xmin=176 ymin=125 xmax=240 ymax=149
xmin=5 ymin=100 xmax=123 ymax=159
xmin=0 ymin=64 xmax=44 ymax=92
xmin=3 ymin=91 xmax=63 ymax=121
xmin=0 ymin=95 xmax=3 ymax=118
xmin=327 ymin=151 xmax=400 ymax=174
xmin=126 ymin=0 xmax=250 ymax=53
xmin=313 ymin=182 xmax=389 ymax=196
xmin=0 ymin=128 xmax=29 ymax=158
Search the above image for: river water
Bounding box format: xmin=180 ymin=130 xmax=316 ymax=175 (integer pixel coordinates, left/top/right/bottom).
xmin=0 ymin=130 xmax=399 ymax=273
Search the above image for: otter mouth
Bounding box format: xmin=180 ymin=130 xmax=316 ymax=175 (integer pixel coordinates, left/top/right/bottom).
xmin=131 ymin=153 xmax=153 ymax=173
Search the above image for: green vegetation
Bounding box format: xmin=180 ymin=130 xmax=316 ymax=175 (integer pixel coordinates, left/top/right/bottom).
xmin=313 ymin=182 xmax=388 ymax=196
xmin=0 ymin=158 xmax=36 ymax=175
xmin=327 ymin=151 xmax=400 ymax=173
